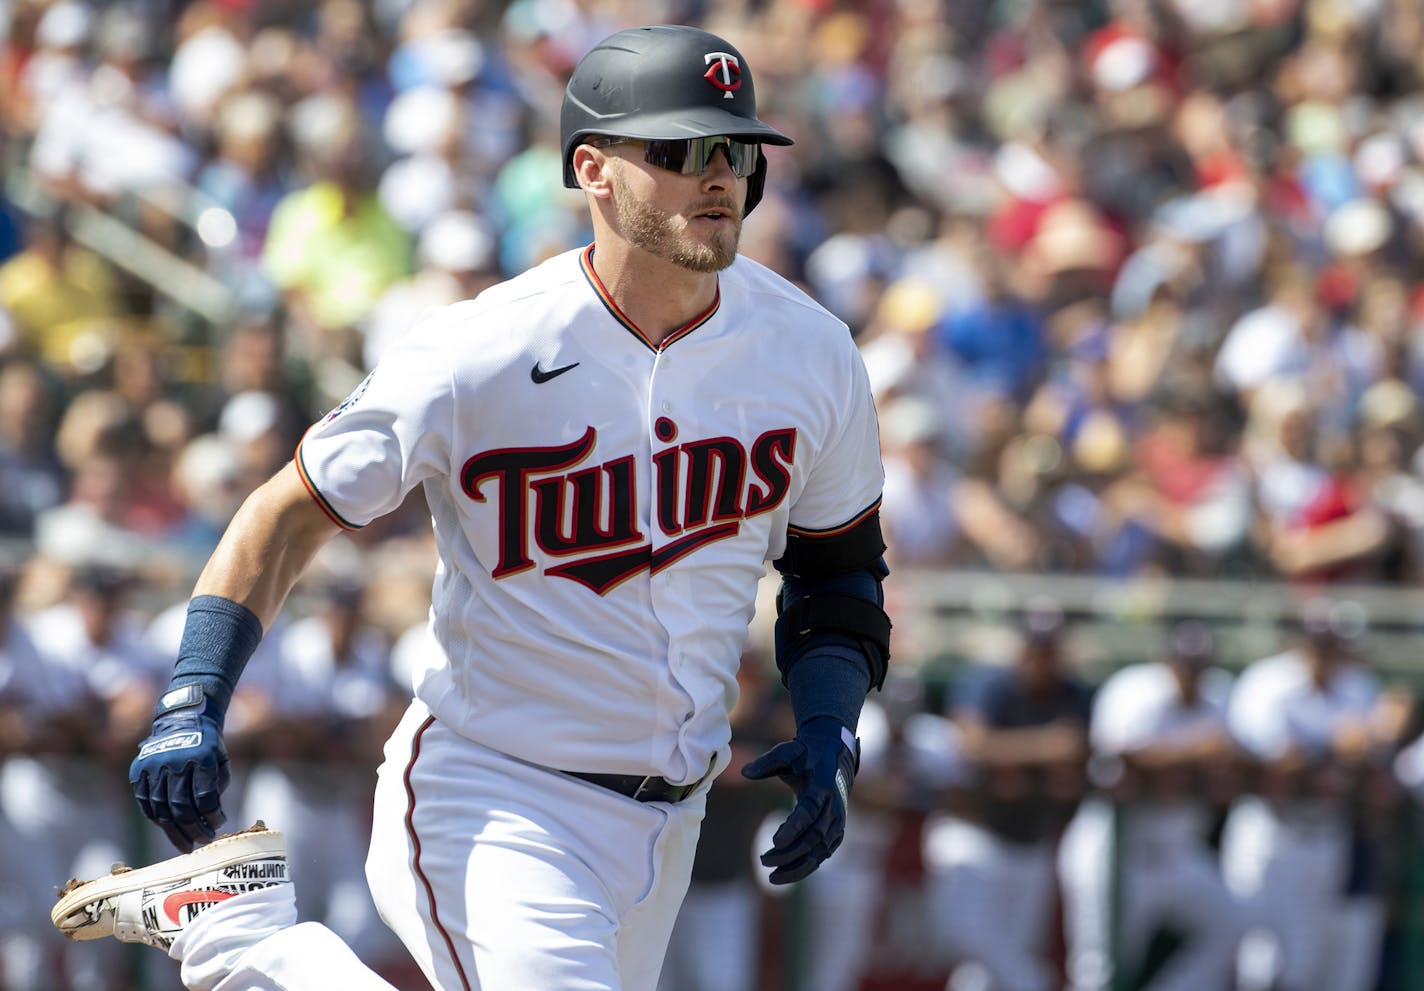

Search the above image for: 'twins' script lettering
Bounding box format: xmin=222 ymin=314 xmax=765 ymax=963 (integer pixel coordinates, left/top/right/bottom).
xmin=461 ymin=425 xmax=796 ymax=594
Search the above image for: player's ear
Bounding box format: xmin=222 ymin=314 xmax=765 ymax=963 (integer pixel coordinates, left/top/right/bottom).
xmin=572 ymin=144 xmax=615 ymax=197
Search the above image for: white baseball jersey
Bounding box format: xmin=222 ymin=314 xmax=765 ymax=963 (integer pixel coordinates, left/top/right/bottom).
xmin=1091 ymin=661 xmax=1234 ymax=850
xmin=1222 ymin=650 xmax=1386 ymax=991
xmin=24 ymin=602 xmax=168 ymax=701
xmin=297 ymin=245 xmax=884 ymax=783
xmin=0 ymin=615 xmax=89 ymax=717
xmin=1227 ymin=648 xmax=1380 ymax=759
xmin=1092 ymin=662 xmax=1234 ymax=756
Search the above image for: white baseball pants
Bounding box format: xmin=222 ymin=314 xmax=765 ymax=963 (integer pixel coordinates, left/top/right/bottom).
xmin=1060 ymin=800 xmax=1244 ymax=991
xmin=923 ymin=816 xmax=1057 ymax=991
xmin=799 ymin=846 xmax=887 ymax=991
xmin=170 ymin=882 xmax=396 ymax=991
xmin=657 ymin=879 xmax=760 ymax=991
xmin=1221 ymin=796 xmax=1383 ymax=991
xmin=366 ymin=700 xmax=706 ymax=991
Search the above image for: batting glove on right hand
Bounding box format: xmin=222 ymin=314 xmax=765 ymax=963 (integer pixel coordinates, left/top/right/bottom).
xmin=129 ymin=684 xmax=230 ymax=852
xmin=742 ymin=716 xmax=860 ymax=884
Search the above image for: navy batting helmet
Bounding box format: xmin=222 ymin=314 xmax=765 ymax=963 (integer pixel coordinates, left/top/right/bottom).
xmin=560 ymin=24 xmax=793 ymax=215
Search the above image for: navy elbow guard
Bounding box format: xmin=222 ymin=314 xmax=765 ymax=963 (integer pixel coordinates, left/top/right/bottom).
xmin=772 ymin=512 xmax=892 ymax=690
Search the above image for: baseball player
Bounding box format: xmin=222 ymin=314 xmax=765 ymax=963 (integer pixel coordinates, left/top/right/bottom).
xmin=1058 ymin=620 xmax=1245 ymax=991
xmin=800 ymin=671 xmax=967 ymax=991
xmin=1220 ymin=599 xmax=1405 ymax=991
xmin=7 ymin=564 xmax=164 ymax=990
xmin=53 ymin=23 xmax=891 ymax=991
xmin=924 ymin=603 xmax=1091 ymax=991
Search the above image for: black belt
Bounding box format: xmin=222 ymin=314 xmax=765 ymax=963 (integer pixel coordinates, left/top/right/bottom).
xmin=564 ymin=766 xmax=713 ymax=804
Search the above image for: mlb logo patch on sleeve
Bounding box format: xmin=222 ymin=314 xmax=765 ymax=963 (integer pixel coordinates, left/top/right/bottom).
xmin=323 ymin=371 xmax=375 ymax=423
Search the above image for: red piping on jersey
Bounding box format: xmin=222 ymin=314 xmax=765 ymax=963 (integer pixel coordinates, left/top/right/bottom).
xmin=293 ymin=440 xmax=364 ymax=531
xmin=787 ymin=498 xmax=882 ymax=538
xmin=404 ymin=715 xmax=475 ymax=991
xmin=579 ymin=244 xmax=719 ymax=351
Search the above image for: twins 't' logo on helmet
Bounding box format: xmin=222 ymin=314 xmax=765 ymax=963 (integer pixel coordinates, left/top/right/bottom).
xmin=703 ymin=52 xmax=741 ymax=99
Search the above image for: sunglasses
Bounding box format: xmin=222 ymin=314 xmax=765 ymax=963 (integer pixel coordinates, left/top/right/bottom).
xmin=588 ymin=135 xmax=760 ymax=178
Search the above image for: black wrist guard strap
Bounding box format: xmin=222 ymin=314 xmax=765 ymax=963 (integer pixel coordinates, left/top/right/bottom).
xmin=775 ymin=594 xmax=891 ymax=690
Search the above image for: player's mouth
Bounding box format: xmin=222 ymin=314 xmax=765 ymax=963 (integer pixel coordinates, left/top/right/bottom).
xmin=690 ymin=204 xmax=739 ymax=225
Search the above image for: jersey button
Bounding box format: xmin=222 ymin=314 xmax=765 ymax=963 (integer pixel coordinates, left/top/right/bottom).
xmin=661 ymin=400 xmax=671 ymax=413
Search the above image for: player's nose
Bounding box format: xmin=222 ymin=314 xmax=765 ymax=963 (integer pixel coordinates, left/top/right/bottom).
xmin=700 ymin=146 xmax=738 ymax=188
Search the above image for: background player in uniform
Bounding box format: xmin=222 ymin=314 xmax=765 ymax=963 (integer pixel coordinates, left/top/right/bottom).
xmin=52 ymin=23 xmax=892 ymax=991
xmin=1058 ymin=620 xmax=1245 ymax=991
xmin=924 ymin=601 xmax=1091 ymax=991
xmin=8 ymin=563 xmax=163 ymax=990
xmin=1221 ymin=599 xmax=1409 ymax=991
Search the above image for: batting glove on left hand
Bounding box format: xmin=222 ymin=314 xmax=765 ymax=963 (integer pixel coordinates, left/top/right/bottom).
xmin=130 ymin=684 xmax=230 ymax=853
xmin=742 ymin=716 xmax=859 ymax=884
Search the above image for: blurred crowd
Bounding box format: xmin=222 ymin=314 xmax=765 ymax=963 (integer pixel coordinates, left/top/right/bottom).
xmin=0 ymin=0 xmax=1424 ymax=587
xmin=3 ymin=0 xmax=1424 ymax=987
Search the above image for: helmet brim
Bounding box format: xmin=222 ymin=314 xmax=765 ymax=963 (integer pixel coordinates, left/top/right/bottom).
xmin=598 ymin=107 xmax=795 ymax=146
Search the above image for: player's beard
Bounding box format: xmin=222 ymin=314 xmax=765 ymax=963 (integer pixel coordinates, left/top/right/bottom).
xmin=611 ymin=166 xmax=741 ymax=272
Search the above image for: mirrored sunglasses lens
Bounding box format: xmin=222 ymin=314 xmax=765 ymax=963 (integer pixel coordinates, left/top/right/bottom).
xmin=694 ymin=137 xmax=756 ymax=177
xmin=644 ymin=140 xmax=690 ymax=173
xmin=645 ymin=138 xmax=758 ymax=177
xmin=722 ymin=140 xmax=757 ymax=178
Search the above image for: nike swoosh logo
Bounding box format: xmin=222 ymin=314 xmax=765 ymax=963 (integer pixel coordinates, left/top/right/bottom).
xmin=531 ymin=361 xmax=580 ymax=384
xmin=164 ymin=889 xmax=236 ymax=925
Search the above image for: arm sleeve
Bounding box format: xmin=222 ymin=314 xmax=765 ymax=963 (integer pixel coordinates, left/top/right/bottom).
xmin=785 ymin=644 xmax=872 ymax=731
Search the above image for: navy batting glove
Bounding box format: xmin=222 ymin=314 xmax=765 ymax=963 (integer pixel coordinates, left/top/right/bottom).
xmin=741 ymin=716 xmax=859 ymax=884
xmin=129 ymin=684 xmax=230 ymax=853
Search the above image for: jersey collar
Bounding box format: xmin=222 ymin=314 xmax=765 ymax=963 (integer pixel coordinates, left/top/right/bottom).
xmin=579 ymin=244 xmax=720 ymax=352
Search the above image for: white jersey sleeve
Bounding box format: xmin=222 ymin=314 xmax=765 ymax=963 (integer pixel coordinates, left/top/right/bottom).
xmin=784 ymin=324 xmax=884 ymax=536
xmin=1091 ymin=664 xmax=1171 ymax=755
xmin=1227 ymin=654 xmax=1296 ymax=758
xmin=712 ymin=263 xmax=884 ymax=566
xmin=296 ymin=308 xmax=459 ymax=528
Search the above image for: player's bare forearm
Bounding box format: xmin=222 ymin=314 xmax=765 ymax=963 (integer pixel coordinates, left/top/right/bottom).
xmin=1123 ymin=731 xmax=1237 ymax=770
xmin=192 ymin=461 xmax=344 ymax=629
xmin=959 ymin=719 xmax=1088 ymax=767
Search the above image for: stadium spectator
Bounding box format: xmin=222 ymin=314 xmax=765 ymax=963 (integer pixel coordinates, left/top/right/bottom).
xmin=0 ymin=358 xmax=65 ymax=537
xmin=260 ymin=93 xmax=411 ymax=363
xmin=1264 ymin=425 xmax=1396 ymax=583
xmin=195 ymin=87 xmax=292 ymax=313
xmin=0 ymin=211 xmax=120 ymax=367
xmin=1099 ymin=379 xmax=1253 ymax=576
xmin=195 ymin=318 xmax=312 ymax=450
xmin=878 ymin=396 xmax=964 ymax=569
